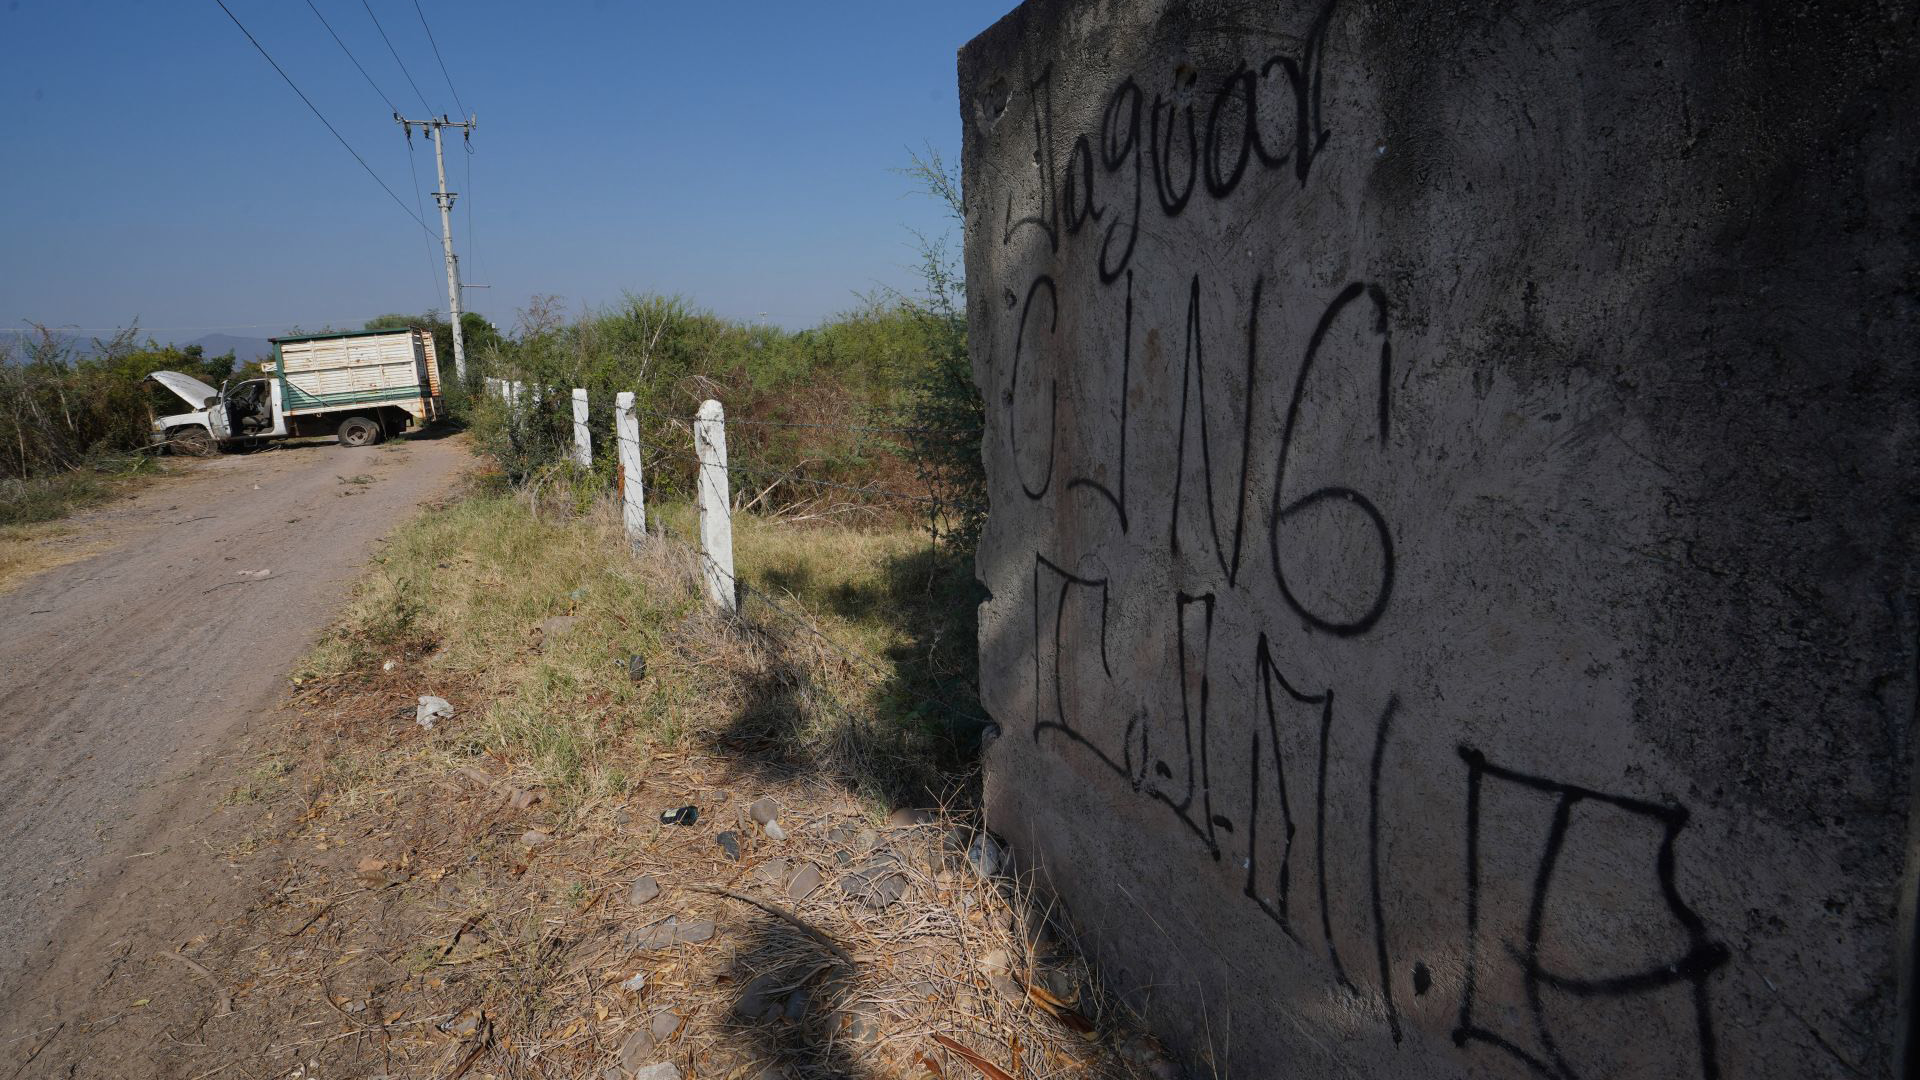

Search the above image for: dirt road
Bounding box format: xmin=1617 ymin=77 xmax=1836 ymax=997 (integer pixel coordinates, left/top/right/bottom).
xmin=0 ymin=432 xmax=469 ymax=1009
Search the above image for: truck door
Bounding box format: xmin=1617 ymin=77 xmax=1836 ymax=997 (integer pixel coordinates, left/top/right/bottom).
xmin=266 ymin=379 xmax=288 ymax=436
xmin=207 ymin=389 xmax=233 ymax=441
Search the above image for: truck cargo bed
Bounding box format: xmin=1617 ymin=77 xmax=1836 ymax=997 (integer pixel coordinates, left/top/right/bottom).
xmin=268 ymin=328 xmax=441 ymax=423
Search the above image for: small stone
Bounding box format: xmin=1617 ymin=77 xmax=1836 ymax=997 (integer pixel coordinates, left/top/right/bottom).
xmin=908 ymin=980 xmax=940 ymax=1002
xmin=1043 ymin=966 xmax=1079 ymax=1002
xmin=521 ymin=830 xmax=551 ymax=849
xmin=980 ymin=948 xmax=1011 ymax=976
xmin=649 ymin=1009 xmax=681 ymax=1043
xmin=734 ymin=974 xmax=781 ymax=1020
xmin=827 ymin=823 xmax=858 ymax=846
xmin=784 ymin=987 xmax=809 ymax=1022
xmin=966 ymin=834 xmax=1006 ymax=879
xmin=619 ymin=1030 xmax=653 ymax=1070
xmin=717 ymin=831 xmax=741 ymax=861
xmin=761 ymin=819 xmax=787 ymax=842
xmin=628 ymin=875 xmax=660 ymax=905
xmin=786 ymin=863 xmax=823 ymax=900
xmin=887 ymin=807 xmax=935 ymax=828
xmin=509 ymin=787 xmax=541 ymax=810
xmin=753 ymin=859 xmax=792 ymax=886
xmin=613 ymin=807 xmax=634 ymax=826
xmin=854 ymin=828 xmax=879 ymax=852
xmin=748 ymin=797 xmax=781 ymax=825
xmin=632 ymin=916 xmax=718 ymax=950
xmin=630 ymin=1064 xmax=681 ymax=1080
xmin=382 ymin=659 xmax=397 ymax=672
xmin=444 ymin=1010 xmax=483 ymax=1037
xmin=621 ymin=972 xmax=648 ymax=993
xmin=840 ymin=865 xmax=907 ymax=910
xmin=539 ymin=615 xmax=580 ymax=646
xmin=988 ymin=973 xmax=1023 ymax=1004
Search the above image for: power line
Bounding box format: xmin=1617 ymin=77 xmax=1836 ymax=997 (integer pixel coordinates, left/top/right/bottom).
xmin=302 ymin=0 xmax=395 ymax=112
xmin=412 ymin=0 xmax=467 ymax=118
xmin=211 ymin=0 xmax=435 ymax=240
xmin=300 ymin=0 xmax=439 ymax=306
xmin=361 ymin=0 xmax=433 ymax=115
xmin=405 ymin=136 xmax=443 ymax=307
xmin=463 ymin=130 xmax=478 ymax=289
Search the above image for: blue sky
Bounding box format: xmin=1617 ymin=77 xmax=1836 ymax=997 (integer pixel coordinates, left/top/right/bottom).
xmin=0 ymin=0 xmax=1013 ymax=338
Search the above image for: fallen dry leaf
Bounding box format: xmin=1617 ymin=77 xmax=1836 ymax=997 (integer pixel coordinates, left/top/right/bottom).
xmin=932 ymin=1034 xmax=1017 ymax=1080
xmin=1027 ymin=982 xmax=1097 ymax=1039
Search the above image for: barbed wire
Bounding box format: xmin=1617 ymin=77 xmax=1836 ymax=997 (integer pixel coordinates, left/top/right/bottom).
xmin=628 ymin=434 xmax=980 ymax=513
xmin=637 ymin=411 xmax=972 ymax=438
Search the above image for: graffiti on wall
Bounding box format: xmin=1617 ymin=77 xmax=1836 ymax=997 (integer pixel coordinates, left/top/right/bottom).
xmin=980 ymin=2 xmax=1730 ymax=1076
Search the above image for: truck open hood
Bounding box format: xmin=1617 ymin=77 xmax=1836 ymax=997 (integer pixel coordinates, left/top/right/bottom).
xmin=149 ymin=370 xmax=220 ymax=409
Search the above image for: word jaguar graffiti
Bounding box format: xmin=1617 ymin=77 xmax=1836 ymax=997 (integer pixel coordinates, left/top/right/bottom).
xmin=997 ymin=0 xmax=1338 ymax=282
xmin=971 ymin=2 xmax=1733 ymax=1076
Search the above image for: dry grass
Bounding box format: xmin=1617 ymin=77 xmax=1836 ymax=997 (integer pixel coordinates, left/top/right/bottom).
xmin=0 ymin=458 xmax=178 ymax=592
xmin=89 ymin=478 xmax=1175 ymax=1079
xmin=0 ymin=519 xmax=103 ymax=593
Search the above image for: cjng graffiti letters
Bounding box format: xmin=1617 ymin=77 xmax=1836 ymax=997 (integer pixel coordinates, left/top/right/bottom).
xmin=980 ymin=0 xmax=1730 ymax=1074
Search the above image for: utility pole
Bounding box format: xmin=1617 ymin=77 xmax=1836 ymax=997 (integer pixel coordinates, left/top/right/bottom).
xmin=396 ymin=113 xmax=475 ymax=381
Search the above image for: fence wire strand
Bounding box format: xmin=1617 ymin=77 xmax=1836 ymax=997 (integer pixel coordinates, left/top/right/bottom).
xmin=487 ymin=383 xmax=989 ymax=733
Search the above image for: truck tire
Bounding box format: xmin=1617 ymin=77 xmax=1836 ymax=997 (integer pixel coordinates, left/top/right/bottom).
xmin=167 ymin=426 xmax=216 ymax=456
xmin=337 ymin=415 xmax=384 ymax=447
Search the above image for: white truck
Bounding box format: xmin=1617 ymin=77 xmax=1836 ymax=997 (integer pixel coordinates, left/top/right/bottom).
xmin=149 ymin=327 xmax=444 ymax=451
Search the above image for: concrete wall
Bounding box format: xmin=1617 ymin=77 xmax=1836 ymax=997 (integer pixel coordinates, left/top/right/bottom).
xmin=959 ymin=2 xmax=1917 ymax=1077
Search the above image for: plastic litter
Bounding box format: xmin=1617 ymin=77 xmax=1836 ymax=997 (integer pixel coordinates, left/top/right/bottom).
xmin=416 ymin=695 xmax=453 ymax=729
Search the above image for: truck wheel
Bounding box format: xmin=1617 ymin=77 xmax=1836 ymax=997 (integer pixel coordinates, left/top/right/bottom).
xmin=167 ymin=427 xmax=215 ymax=456
xmin=337 ymin=416 xmax=384 ymax=447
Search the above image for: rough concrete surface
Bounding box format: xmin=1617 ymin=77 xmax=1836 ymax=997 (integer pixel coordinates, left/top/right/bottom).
xmin=0 ymin=433 xmax=469 ymax=1010
xmin=960 ymin=1 xmax=1916 ymax=1077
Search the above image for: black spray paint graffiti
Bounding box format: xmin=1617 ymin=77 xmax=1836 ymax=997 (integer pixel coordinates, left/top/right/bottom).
xmin=1455 ymin=748 xmax=1731 ymax=1080
xmin=1003 ymin=0 xmax=1338 ymax=283
xmin=1024 ymin=276 xmax=1406 ymax=1039
xmin=987 ymin=0 xmax=1731 ymax=1070
xmin=987 ymin=0 xmax=1731 ymax=1071
xmin=1032 ymin=551 xmax=1406 ymax=1042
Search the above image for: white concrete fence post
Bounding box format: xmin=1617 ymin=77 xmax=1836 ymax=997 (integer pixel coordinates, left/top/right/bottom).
xmin=614 ymin=391 xmax=646 ymax=543
xmin=570 ymin=388 xmax=592 ymax=467
xmin=693 ymin=398 xmax=736 ymax=613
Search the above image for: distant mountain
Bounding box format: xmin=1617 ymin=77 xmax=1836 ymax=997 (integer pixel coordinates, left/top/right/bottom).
xmin=0 ymin=328 xmax=99 ymax=361
xmin=0 ymin=329 xmax=275 ymax=365
xmin=184 ymin=333 xmax=274 ymax=362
